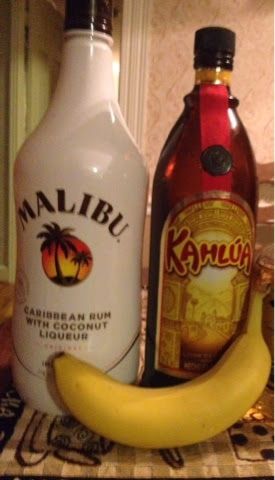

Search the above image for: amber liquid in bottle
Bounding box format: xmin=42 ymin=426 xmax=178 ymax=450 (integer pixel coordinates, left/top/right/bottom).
xmin=142 ymin=28 xmax=257 ymax=387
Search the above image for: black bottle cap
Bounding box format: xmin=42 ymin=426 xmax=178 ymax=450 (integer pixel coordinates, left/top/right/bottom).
xmin=65 ymin=0 xmax=113 ymax=36
xmin=194 ymin=27 xmax=236 ymax=70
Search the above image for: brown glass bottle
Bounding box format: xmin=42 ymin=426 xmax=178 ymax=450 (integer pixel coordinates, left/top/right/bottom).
xmin=142 ymin=27 xmax=257 ymax=387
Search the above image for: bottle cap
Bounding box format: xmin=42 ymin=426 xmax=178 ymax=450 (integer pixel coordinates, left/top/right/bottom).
xmin=194 ymin=27 xmax=236 ymax=70
xmin=65 ymin=0 xmax=113 ymax=36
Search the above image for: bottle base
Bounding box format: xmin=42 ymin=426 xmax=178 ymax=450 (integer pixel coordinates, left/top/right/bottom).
xmin=12 ymin=355 xmax=65 ymax=415
xmin=11 ymin=342 xmax=140 ymax=415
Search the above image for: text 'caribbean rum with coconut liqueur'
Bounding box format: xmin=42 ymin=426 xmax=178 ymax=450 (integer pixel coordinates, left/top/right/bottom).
xmin=142 ymin=27 xmax=257 ymax=387
xmin=12 ymin=0 xmax=148 ymax=413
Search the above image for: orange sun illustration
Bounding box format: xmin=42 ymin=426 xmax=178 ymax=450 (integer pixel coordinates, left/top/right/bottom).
xmin=37 ymin=222 xmax=93 ymax=286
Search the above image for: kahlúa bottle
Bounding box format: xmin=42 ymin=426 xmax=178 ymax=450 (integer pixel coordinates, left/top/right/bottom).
xmin=142 ymin=27 xmax=257 ymax=387
xmin=12 ymin=0 xmax=148 ymax=414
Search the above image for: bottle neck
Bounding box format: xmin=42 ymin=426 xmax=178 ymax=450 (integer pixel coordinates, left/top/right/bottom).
xmin=50 ymin=30 xmax=116 ymax=114
xmin=195 ymin=68 xmax=232 ymax=87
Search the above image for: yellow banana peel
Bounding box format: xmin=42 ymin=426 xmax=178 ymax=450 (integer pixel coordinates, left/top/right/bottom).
xmin=53 ymin=291 xmax=271 ymax=449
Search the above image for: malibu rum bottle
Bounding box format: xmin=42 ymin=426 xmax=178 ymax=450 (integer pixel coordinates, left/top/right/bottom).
xmin=12 ymin=0 xmax=148 ymax=413
xmin=142 ymin=27 xmax=257 ymax=387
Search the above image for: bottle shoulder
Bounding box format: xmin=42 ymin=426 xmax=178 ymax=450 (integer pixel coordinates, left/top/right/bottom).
xmin=157 ymin=88 xmax=255 ymax=169
xmin=152 ymin=87 xmax=257 ymax=210
xmin=15 ymin=100 xmax=148 ymax=178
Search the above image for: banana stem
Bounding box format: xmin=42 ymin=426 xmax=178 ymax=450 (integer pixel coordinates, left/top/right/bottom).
xmin=245 ymin=289 xmax=264 ymax=337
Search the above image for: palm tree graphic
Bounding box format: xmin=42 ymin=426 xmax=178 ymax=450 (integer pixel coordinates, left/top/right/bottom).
xmin=37 ymin=222 xmax=77 ymax=285
xmin=71 ymin=251 xmax=92 ymax=282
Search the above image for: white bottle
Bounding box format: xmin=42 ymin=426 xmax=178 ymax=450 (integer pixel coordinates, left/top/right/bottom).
xmin=12 ymin=0 xmax=148 ymax=414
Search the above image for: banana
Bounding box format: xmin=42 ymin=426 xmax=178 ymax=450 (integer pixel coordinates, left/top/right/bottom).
xmin=53 ymin=291 xmax=271 ymax=449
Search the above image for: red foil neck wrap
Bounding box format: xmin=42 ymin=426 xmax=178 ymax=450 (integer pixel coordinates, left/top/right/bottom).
xmin=200 ymin=84 xmax=232 ymax=191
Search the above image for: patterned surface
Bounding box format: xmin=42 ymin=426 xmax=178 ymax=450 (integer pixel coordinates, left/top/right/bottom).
xmin=0 ymin=387 xmax=274 ymax=479
xmin=143 ymin=0 xmax=274 ymax=222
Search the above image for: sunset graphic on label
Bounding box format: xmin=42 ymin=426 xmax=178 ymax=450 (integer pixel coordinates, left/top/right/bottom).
xmin=37 ymin=222 xmax=93 ymax=286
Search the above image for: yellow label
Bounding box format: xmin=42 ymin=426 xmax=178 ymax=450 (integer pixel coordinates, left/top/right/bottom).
xmin=155 ymin=193 xmax=255 ymax=379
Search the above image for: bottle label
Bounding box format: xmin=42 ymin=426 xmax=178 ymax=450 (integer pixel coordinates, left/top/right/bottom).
xmin=13 ymin=187 xmax=143 ymax=383
xmin=155 ymin=192 xmax=255 ymax=378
